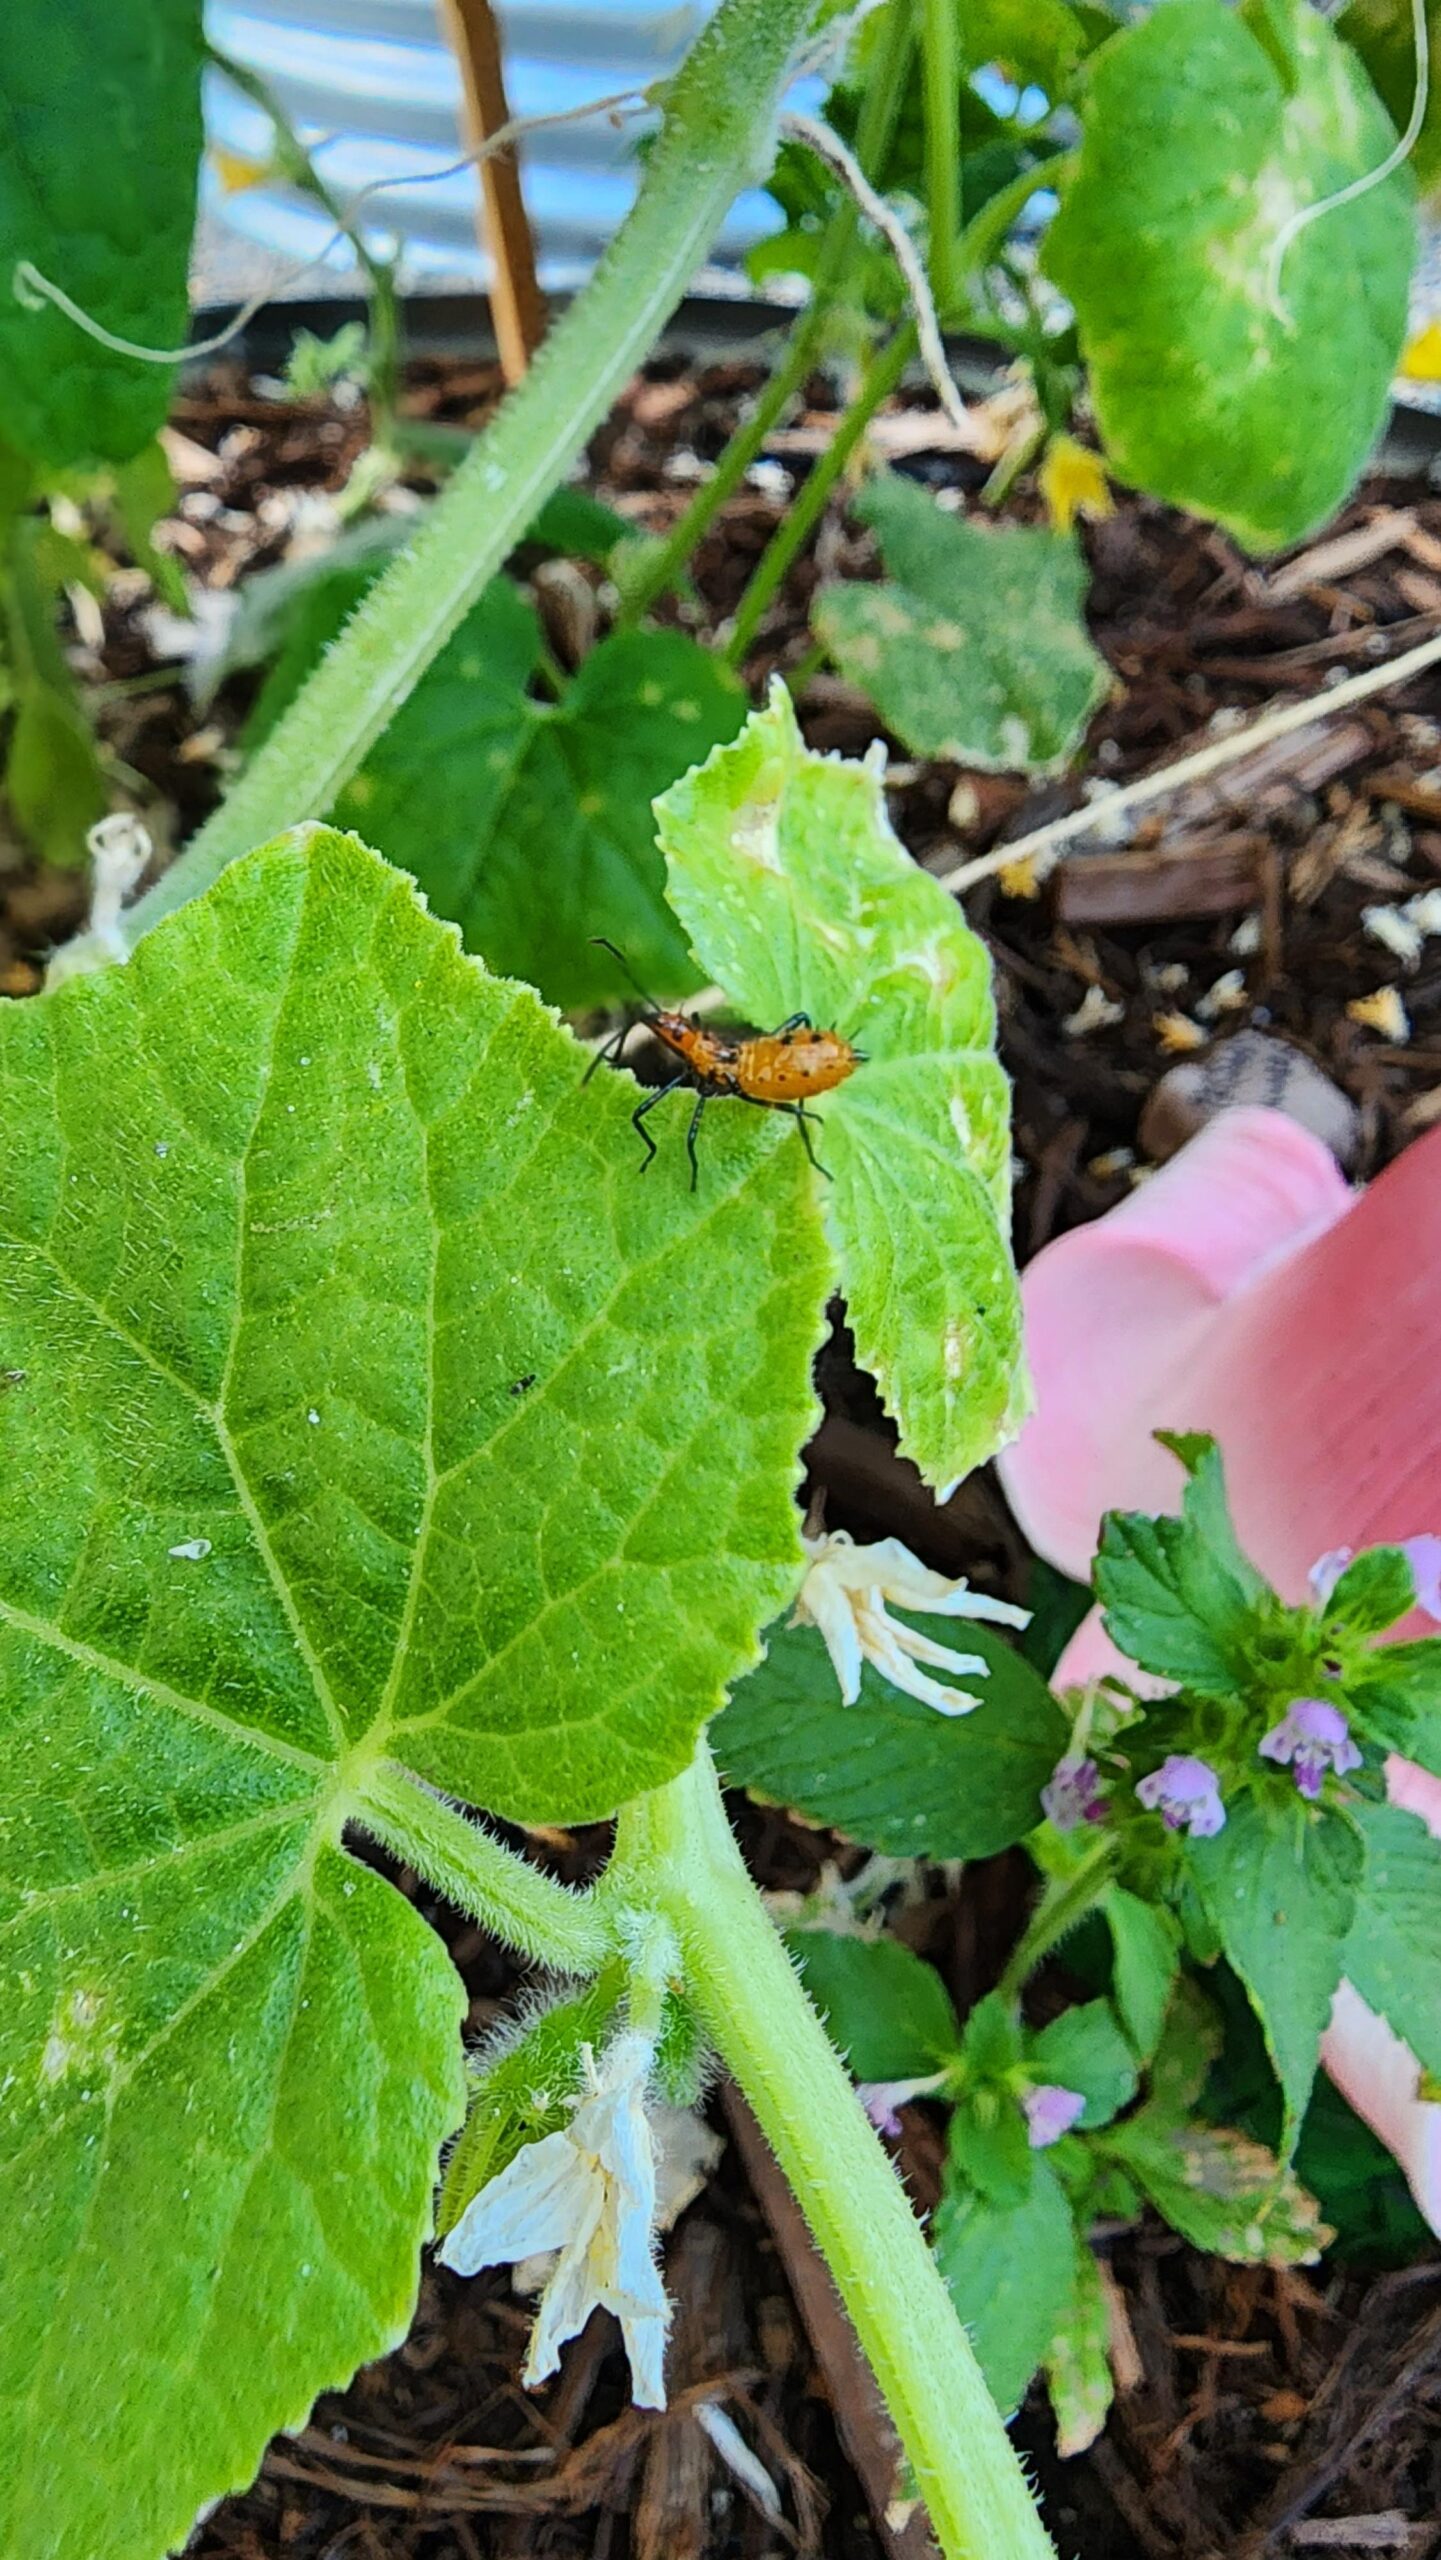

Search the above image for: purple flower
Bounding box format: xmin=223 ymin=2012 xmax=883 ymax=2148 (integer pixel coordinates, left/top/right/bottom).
xmin=1041 ymin=1753 xmax=1107 ymax=1833
xmin=1402 ymin=1535 xmax=1441 ymax=1622
xmin=1309 ymin=1536 xmax=1441 ymax=1621
xmin=1023 ymin=2084 xmax=1085 ymax=2149
xmin=1135 ymin=1754 xmax=1226 ymax=1838
xmin=1308 ymin=1547 xmax=1353 ymax=1605
xmin=855 ymin=2074 xmax=945 ymax=2137
xmin=1260 ymin=1698 xmax=1363 ymax=1800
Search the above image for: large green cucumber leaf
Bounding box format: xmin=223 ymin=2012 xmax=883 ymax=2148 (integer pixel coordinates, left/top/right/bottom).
xmin=1044 ymin=0 xmax=1415 ymax=552
xmin=0 ymin=824 xmax=829 ymax=2558
xmin=656 ymin=683 xmax=1028 ymax=1489
xmin=0 ymin=0 xmax=204 ymax=468
xmin=328 ymin=583 xmax=745 ymax=1007
xmin=813 ymin=474 xmax=1108 ymax=774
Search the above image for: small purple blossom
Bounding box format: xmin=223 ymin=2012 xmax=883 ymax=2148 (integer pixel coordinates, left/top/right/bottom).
xmin=1023 ymin=2084 xmax=1086 ymax=2149
xmin=1308 ymin=1547 xmax=1353 ymax=1606
xmin=1135 ymin=1754 xmax=1227 ymax=1838
xmin=1041 ymin=1752 xmax=1107 ymax=1833
xmin=1260 ymin=1698 xmax=1363 ymax=1800
xmin=1402 ymin=1535 xmax=1441 ymax=1622
xmin=857 ymin=2074 xmax=946 ymax=2137
xmin=1309 ymin=1536 xmax=1441 ymax=1621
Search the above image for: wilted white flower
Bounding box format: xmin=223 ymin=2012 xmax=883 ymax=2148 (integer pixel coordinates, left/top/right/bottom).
xmin=438 ymin=2031 xmax=670 ymax=2407
xmin=796 ymin=1530 xmax=1029 ymax=1716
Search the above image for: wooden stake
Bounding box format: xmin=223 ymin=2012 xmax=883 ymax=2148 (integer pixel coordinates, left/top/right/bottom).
xmin=440 ymin=0 xmax=547 ymax=382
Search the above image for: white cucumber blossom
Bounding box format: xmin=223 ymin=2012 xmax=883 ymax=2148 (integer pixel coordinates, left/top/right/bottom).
xmin=438 ymin=2030 xmax=671 ymax=2407
xmin=796 ymin=1529 xmax=1029 ymax=1716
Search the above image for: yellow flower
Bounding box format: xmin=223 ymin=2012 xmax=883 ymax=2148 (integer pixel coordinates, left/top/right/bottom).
xmin=1040 ymin=435 xmax=1114 ymax=534
xmin=210 ymin=147 xmax=271 ymax=196
xmin=1400 ymin=321 xmax=1441 ymax=383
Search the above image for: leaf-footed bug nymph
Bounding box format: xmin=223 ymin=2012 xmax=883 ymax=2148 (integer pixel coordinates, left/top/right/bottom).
xmin=583 ymin=938 xmax=865 ymax=1189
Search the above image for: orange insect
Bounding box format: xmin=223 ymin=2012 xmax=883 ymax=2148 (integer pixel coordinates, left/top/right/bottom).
xmin=585 ymin=938 xmax=864 ymax=1189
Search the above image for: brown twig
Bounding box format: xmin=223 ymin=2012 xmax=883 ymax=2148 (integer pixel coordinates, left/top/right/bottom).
xmin=440 ymin=0 xmax=547 ymax=381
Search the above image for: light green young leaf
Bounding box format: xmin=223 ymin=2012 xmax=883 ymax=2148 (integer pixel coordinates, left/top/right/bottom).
xmin=1189 ymin=1797 xmax=1362 ymax=2150
xmin=1342 ymin=1800 xmax=1441 ymax=2080
xmin=1322 ymin=1545 xmax=1418 ymax=1638
xmin=788 ymin=1929 xmax=962 ymax=2079
xmin=1043 ymin=2236 xmax=1114 ymax=2458
xmin=332 ymin=591 xmax=745 ymax=1007
xmin=813 ymin=474 xmax=1108 ymax=774
xmin=1095 ymin=1440 xmax=1265 ymax=1696
xmin=1107 ymin=2118 xmax=1328 ymax=2263
xmin=0 ymin=823 xmax=830 ymax=2559
xmin=0 ymin=0 xmax=204 ymax=468
xmin=933 ymin=2152 xmax=1075 ymax=2415
xmin=713 ymin=1616 xmax=1066 ymax=1856
xmin=1044 ymin=0 xmax=1415 ymax=552
xmin=1028 ymin=1999 xmax=1137 ymax=2129
xmin=1103 ymin=1887 xmax=1180 ymax=2063
xmin=657 ymin=683 xmax=1029 ymax=1487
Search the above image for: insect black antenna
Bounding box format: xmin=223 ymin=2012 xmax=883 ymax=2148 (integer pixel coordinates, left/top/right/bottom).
xmin=590 ymin=937 xmax=660 ymax=1019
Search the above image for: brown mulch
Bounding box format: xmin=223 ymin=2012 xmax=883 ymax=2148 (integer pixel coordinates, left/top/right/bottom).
xmin=12 ymin=347 xmax=1441 ymax=2557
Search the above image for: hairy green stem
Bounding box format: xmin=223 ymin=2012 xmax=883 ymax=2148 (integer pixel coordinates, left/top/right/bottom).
xmin=354 ymin=1759 xmax=614 ymax=1974
xmin=724 ymin=324 xmax=911 ymax=667
xmin=997 ymin=1839 xmax=1118 ymax=2004
xmin=921 ymin=0 xmax=962 ymax=317
xmin=614 ymin=1744 xmax=1055 ymax=2560
xmin=123 ymin=0 xmax=815 ymax=943
xmin=617 ymin=0 xmax=916 ymax=628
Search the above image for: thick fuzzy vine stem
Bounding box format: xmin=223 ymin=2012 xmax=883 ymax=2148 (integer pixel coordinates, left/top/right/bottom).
xmin=354 ymin=1759 xmax=614 ymax=1974
xmin=118 ymin=0 xmax=817 ymax=944
xmin=613 ymin=1743 xmax=1056 ymax=2560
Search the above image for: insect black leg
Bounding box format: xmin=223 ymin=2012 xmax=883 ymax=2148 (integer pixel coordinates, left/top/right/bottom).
xmin=787 ymin=1104 xmax=832 ymax=1181
xmin=582 ymin=1024 xmax=632 ymax=1086
xmin=772 ymin=1013 xmax=814 ymax=1035
xmin=685 ymin=1093 xmax=708 ymax=1191
xmin=630 ymin=1074 xmax=688 ymax=1170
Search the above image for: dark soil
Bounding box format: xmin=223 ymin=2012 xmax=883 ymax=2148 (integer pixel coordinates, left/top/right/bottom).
xmin=16 ymin=345 xmax=1441 ymax=2559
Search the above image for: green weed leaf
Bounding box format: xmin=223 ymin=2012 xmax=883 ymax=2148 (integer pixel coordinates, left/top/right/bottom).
xmin=1343 ymin=1801 xmax=1441 ymax=2080
xmin=713 ymin=1616 xmax=1065 ymax=1855
xmin=0 ymin=0 xmax=204 ymax=467
xmin=656 ymin=683 xmax=1028 ymax=1487
xmin=933 ymin=2152 xmax=1075 ymax=2415
xmin=1106 ymin=2118 xmax=1328 ymax=2262
xmin=1043 ymin=2238 xmax=1114 ymax=2457
xmin=1103 ymin=1888 xmax=1181 ymax=2063
xmin=1189 ymin=1797 xmax=1362 ymax=2150
xmin=813 ymin=474 xmax=1108 ymax=773
xmin=1028 ymin=2000 xmax=1137 ymax=2129
xmin=1045 ymin=0 xmax=1414 ymax=552
xmin=788 ymin=1930 xmax=961 ymax=2078
xmin=332 ymin=592 xmax=744 ymax=1006
xmin=1096 ymin=1439 xmax=1265 ymax=1695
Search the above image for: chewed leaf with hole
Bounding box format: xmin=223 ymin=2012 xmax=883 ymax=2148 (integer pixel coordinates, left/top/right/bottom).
xmin=0 ymin=0 xmax=204 ymax=467
xmin=656 ymin=683 xmax=1028 ymax=1488
xmin=1044 ymin=0 xmax=1413 ymax=552
xmin=813 ymin=474 xmax=1108 ymax=773
xmin=0 ymin=824 xmax=829 ymax=2560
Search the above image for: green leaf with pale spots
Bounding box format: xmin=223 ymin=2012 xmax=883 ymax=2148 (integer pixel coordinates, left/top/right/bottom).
xmin=0 ymin=824 xmax=829 ymax=2560
xmin=329 ymin=588 xmax=746 ymax=1006
xmin=1043 ymin=2237 xmax=1114 ymax=2458
xmin=1044 ymin=0 xmax=1414 ymax=554
xmin=656 ymin=682 xmax=1028 ymax=1488
xmin=812 ymin=474 xmax=1108 ymax=773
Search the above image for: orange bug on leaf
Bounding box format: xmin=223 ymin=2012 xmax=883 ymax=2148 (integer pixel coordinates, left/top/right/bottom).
xmin=584 ymin=938 xmax=865 ymax=1190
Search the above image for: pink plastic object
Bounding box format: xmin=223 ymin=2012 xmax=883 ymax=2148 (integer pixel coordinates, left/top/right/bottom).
xmin=998 ymin=1108 xmax=1441 ymax=2227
